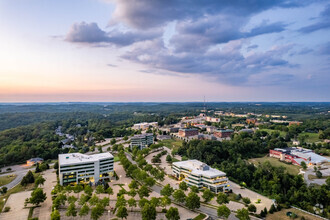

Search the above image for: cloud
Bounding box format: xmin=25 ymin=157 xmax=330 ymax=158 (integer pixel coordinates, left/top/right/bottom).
xmin=122 ymin=39 xmax=296 ymax=85
xmin=319 ymin=41 xmax=330 ymax=55
xmin=298 ymin=4 xmax=330 ymax=33
xmin=110 ymin=0 xmax=307 ymax=29
xmin=65 ymin=22 xmax=160 ymax=46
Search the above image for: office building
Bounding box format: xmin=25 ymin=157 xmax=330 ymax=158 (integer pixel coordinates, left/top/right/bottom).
xmin=58 ymin=152 xmax=114 ymax=186
xmin=172 ymin=160 xmax=229 ymax=193
xmin=178 ymin=128 xmax=198 ymax=137
xmin=130 ymin=133 xmax=154 ymax=150
xmin=214 ymin=129 xmax=234 ymax=138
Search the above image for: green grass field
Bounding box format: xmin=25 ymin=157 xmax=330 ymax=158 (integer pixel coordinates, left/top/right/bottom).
xmin=267 ymin=208 xmax=324 ymax=220
xmin=259 ymin=129 xmax=287 ymax=138
xmin=249 ymin=156 xmax=300 ymax=175
xmin=0 ymin=174 xmax=16 ymax=187
xmin=158 ymin=139 xmax=183 ymax=150
xmin=193 ymin=213 xmax=206 ymax=220
xmin=298 ymin=132 xmax=320 ymax=143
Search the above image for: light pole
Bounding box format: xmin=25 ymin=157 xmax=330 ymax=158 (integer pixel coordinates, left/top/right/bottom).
xmin=119 ymin=175 xmax=122 ymax=185
xmin=108 ymin=209 xmax=111 ymax=218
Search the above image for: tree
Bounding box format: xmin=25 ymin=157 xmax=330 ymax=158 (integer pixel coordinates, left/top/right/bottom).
xmin=190 ymin=185 xmax=199 ymax=193
xmin=316 ymin=170 xmax=322 ymax=178
xmin=300 ymin=161 xmax=307 ymax=170
xmin=166 ymin=207 xmax=180 ymax=220
xmin=54 ymin=161 xmax=59 ymax=170
xmin=100 ymin=197 xmax=110 ymax=207
xmin=269 ymin=204 xmax=276 ymax=214
xmin=185 ymin=192 xmax=200 ymax=210
xmin=166 ymin=155 xmax=172 ymax=163
xmin=248 ymin=204 xmax=257 ymax=213
xmin=161 ymin=184 xmax=174 ymax=197
xmin=89 ymin=195 xmax=99 ymax=206
xmin=95 ymin=185 xmax=105 ymax=194
xmin=236 ymin=208 xmax=250 ymax=220
xmin=91 ymin=203 xmax=105 ymax=220
xmin=138 ymin=185 xmax=150 ymax=199
xmin=35 ymin=163 xmax=41 ymax=173
xmin=139 ymin=198 xmax=149 ymax=209
xmin=116 ymin=195 xmax=127 ymax=208
xmin=173 ymin=189 xmax=186 ymax=203
xmin=142 ymin=203 xmax=157 ymax=220
xmin=202 ymin=189 xmax=214 ymax=202
xmin=145 ymin=177 xmax=156 ymax=187
xmin=242 ymin=197 xmax=251 ymax=205
xmin=150 ymin=197 xmax=160 ymax=207
xmin=66 ymin=202 xmax=77 ymax=219
xmin=1 ymin=186 xmax=7 ymax=195
xmin=217 ymin=205 xmax=230 ymax=219
xmin=110 ymin=138 xmax=116 ymax=145
xmin=161 ymin=196 xmax=171 ymax=209
xmin=79 ymin=193 xmax=90 ymax=205
xmin=51 ymin=209 xmax=61 ymax=220
xmin=68 ymin=195 xmax=78 ymax=204
xmin=79 ymin=203 xmax=90 ymax=217
xmin=127 ymin=198 xmax=137 ymax=211
xmin=129 ymin=180 xmax=139 ymax=190
xmin=28 ymin=188 xmax=47 ymax=206
xmin=216 ymin=192 xmax=229 ymax=205
xmin=179 ymin=182 xmax=188 ymax=191
xmin=116 ymin=206 xmax=128 ymax=219
xmin=106 ymin=186 xmax=114 ymax=199
xmin=84 ymin=185 xmax=93 ymax=195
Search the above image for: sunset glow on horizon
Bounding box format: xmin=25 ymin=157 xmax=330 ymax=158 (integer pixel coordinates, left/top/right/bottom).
xmin=0 ymin=0 xmax=329 ymax=102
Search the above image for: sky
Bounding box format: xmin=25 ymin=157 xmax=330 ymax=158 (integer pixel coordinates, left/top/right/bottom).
xmin=0 ymin=0 xmax=329 ymax=102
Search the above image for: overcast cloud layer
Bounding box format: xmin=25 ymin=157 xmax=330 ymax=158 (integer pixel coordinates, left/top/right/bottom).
xmin=65 ymin=0 xmax=330 ymax=87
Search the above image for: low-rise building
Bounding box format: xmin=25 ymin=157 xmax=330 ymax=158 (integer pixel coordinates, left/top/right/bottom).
xmin=132 ymin=122 xmax=158 ymax=130
xmin=58 ymin=152 xmax=114 ymax=185
xmin=130 ymin=133 xmax=154 ymax=150
xmin=172 ymin=160 xmax=229 ymax=193
xmin=269 ymin=147 xmax=330 ymax=166
xmin=289 ymin=121 xmax=303 ymax=126
xmin=206 ymin=126 xmax=216 ymax=133
xmin=206 ymin=117 xmax=220 ymax=123
xmin=178 ymin=128 xmax=199 ymax=137
xmin=246 ymin=118 xmax=257 ymax=124
xmin=214 ymin=129 xmax=234 ymax=138
xmin=157 ymin=135 xmax=171 ymax=141
xmin=27 ymin=158 xmax=44 ymax=166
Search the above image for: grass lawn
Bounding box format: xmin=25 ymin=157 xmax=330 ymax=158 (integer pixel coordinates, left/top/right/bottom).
xmin=114 ymin=156 xmax=120 ymax=162
xmin=259 ymin=129 xmax=287 ymax=138
xmin=0 ymin=174 xmax=17 ymax=187
xmin=308 ymin=174 xmax=327 ymax=180
xmin=267 ymin=208 xmax=324 ymax=220
xmin=298 ymin=132 xmax=320 ymax=143
xmin=249 ymin=156 xmax=300 ymax=175
xmin=193 ymin=213 xmax=206 ymax=220
xmin=0 ymin=181 xmax=35 ymax=212
xmin=158 ymin=139 xmax=183 ymax=150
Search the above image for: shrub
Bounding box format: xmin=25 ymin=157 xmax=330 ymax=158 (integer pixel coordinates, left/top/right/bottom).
xmin=3 ymin=207 xmax=10 ymax=212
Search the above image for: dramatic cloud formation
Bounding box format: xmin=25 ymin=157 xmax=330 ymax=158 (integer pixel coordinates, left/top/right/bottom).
xmin=63 ymin=0 xmax=329 ymax=86
xmin=65 ymin=22 xmax=161 ymax=46
xmin=299 ymin=4 xmax=330 ymax=33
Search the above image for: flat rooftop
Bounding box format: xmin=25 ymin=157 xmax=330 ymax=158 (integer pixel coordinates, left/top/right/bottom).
xmin=173 ymin=159 xmax=226 ymax=178
xmin=59 ymin=152 xmax=113 ymax=166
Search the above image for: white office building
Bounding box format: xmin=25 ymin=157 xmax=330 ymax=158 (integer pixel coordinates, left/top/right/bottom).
xmin=172 ymin=160 xmax=229 ymax=193
xmin=130 ymin=133 xmax=154 ymax=150
xmin=58 ymin=152 xmax=114 ymax=185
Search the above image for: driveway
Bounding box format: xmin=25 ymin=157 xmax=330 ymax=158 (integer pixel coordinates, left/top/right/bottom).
xmin=32 ymin=169 xmax=57 ymax=220
xmin=0 ymin=190 xmax=32 ymax=220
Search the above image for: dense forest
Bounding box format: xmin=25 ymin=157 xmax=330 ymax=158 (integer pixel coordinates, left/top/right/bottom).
xmin=177 ymin=133 xmax=330 ymax=218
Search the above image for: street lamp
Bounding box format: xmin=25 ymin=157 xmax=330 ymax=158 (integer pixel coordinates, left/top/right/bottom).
xmin=108 ymin=210 xmax=111 ymax=218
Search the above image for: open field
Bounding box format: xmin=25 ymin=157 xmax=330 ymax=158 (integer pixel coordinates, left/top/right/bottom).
xmin=266 ymin=208 xmax=324 ymax=220
xmin=158 ymin=139 xmax=183 ymax=150
xmin=0 ymin=174 xmax=16 ymax=187
xmin=249 ymin=156 xmax=300 ymax=175
xmin=259 ymin=129 xmax=287 ymax=138
xmin=298 ymin=132 xmax=320 ymax=143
